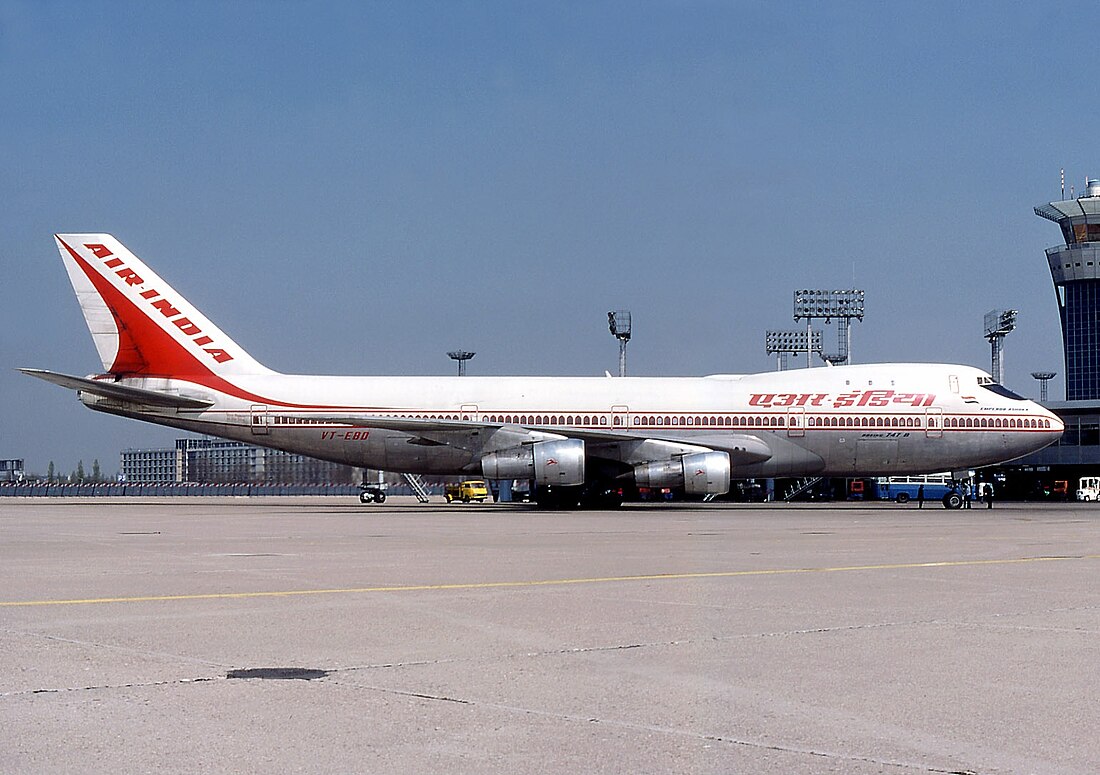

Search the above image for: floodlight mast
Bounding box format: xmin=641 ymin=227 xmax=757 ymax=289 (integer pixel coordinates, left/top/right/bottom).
xmin=447 ymin=350 xmax=476 ymax=377
xmin=608 ymin=310 xmax=631 ymax=377
xmin=1031 ymin=371 xmax=1056 ymax=402
xmin=793 ymin=289 xmax=865 ymax=367
xmin=765 ymin=330 xmax=822 ymax=371
xmin=983 ymin=309 xmax=1017 ymax=385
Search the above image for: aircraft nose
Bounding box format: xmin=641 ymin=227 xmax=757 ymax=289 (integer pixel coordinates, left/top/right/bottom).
xmin=1032 ymin=406 xmax=1064 ymax=450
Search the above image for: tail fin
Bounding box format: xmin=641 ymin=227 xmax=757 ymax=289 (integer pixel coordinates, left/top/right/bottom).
xmin=55 ymin=234 xmax=273 ymax=378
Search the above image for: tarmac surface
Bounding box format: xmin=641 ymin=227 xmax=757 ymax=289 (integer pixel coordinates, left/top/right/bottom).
xmin=1 ymin=496 xmax=1098 ymax=774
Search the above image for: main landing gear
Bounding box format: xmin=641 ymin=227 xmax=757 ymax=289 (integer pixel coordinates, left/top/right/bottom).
xmin=533 ymin=484 xmax=624 ymax=509
xmin=359 ymin=487 xmax=387 ymax=504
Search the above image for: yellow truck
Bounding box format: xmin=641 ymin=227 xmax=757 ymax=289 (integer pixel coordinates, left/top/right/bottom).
xmin=445 ymin=480 xmax=490 ymax=503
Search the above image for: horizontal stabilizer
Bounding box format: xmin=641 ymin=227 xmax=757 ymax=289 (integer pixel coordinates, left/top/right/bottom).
xmin=18 ymin=368 xmax=214 ymax=409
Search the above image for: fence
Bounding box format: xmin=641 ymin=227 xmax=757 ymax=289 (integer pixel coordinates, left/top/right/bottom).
xmin=0 ymin=483 xmax=361 ymax=497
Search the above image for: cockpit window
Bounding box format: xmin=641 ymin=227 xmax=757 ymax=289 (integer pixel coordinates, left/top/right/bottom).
xmin=980 ymin=383 xmax=1026 ymax=401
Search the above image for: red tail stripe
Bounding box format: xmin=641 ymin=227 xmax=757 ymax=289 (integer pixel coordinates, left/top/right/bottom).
xmin=58 ymin=237 xmax=347 ymax=409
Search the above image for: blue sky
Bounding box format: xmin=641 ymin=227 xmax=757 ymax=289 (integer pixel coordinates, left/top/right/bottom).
xmin=1 ymin=1 xmax=1095 ymax=475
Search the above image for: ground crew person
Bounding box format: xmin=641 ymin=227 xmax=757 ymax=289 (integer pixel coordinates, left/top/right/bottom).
xmin=985 ymin=483 xmax=994 ymax=509
xmin=917 ymin=484 xmax=924 ymax=509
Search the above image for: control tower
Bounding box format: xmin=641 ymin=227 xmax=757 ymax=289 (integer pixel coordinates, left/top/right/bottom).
xmin=1035 ymin=178 xmax=1100 ymax=400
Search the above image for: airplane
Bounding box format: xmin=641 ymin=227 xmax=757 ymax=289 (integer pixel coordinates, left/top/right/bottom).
xmin=22 ymin=234 xmax=1063 ymax=508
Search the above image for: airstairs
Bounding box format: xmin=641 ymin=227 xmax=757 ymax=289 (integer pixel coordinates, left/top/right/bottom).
xmin=783 ymin=476 xmax=824 ymax=501
xmin=402 ymin=473 xmax=432 ymax=503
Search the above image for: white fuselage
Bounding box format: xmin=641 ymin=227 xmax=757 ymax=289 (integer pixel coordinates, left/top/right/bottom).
xmin=84 ymin=362 xmax=1063 ymax=479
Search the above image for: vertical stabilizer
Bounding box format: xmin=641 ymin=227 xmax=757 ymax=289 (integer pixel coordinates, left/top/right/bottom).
xmin=55 ymin=234 xmax=273 ymax=377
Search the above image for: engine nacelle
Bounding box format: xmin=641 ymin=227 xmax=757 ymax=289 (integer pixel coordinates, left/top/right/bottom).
xmin=481 ymin=438 xmax=586 ymax=487
xmin=633 ymin=451 xmax=730 ymax=496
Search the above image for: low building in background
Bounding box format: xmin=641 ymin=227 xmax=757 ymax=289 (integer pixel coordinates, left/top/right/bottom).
xmin=119 ymin=448 xmax=178 ymax=483
xmin=0 ymin=459 xmax=25 ymax=482
xmin=121 ymin=439 xmax=362 ymax=485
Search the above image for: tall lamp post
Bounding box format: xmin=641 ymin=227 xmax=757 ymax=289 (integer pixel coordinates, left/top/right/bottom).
xmin=983 ymin=309 xmax=1017 ymax=385
xmin=608 ymin=310 xmax=631 ymax=377
xmin=765 ymin=330 xmax=823 ymax=371
xmin=793 ymin=289 xmax=864 ymax=367
xmin=447 ymin=350 xmax=475 ymax=377
xmin=1031 ymin=371 xmax=1056 ymax=402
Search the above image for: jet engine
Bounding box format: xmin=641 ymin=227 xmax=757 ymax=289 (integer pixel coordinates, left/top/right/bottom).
xmin=481 ymin=438 xmax=585 ymax=487
xmin=633 ymin=451 xmax=731 ymax=496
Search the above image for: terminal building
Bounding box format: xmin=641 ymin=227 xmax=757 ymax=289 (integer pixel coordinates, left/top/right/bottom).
xmin=121 ymin=439 xmax=361 ymax=485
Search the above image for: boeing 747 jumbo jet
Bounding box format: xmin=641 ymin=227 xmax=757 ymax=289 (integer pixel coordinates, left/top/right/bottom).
xmin=23 ymin=235 xmax=1063 ymax=507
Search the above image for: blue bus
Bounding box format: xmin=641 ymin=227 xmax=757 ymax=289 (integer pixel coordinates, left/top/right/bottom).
xmin=867 ymin=474 xmax=955 ymax=503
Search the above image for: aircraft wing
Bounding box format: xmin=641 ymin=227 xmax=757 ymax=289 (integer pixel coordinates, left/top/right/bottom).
xmin=18 ymin=368 xmax=215 ymax=410
xmin=311 ymin=413 xmax=772 ymax=465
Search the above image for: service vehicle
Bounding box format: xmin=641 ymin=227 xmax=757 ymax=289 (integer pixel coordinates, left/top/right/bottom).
xmin=1076 ymin=476 xmax=1100 ymax=501
xmin=445 ymin=479 xmax=490 ymax=503
xmin=868 ymin=473 xmax=955 ymax=504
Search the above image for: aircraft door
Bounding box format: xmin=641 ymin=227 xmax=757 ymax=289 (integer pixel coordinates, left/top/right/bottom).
xmin=925 ymin=407 xmax=943 ymax=439
xmin=250 ymin=404 xmax=270 ymax=436
xmin=612 ymin=405 xmax=629 ymax=428
xmin=787 ymin=407 xmax=805 ymax=437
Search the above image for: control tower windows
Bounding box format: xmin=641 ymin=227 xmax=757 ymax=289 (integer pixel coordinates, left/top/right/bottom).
xmin=1068 ymin=223 xmax=1100 ymax=244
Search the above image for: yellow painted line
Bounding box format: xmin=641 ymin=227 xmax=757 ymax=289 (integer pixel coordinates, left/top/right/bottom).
xmin=1 ymin=555 xmax=1095 ymax=608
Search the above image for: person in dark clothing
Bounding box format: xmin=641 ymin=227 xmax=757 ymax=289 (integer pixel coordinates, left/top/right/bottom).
xmin=984 ymin=483 xmax=994 ymax=509
xmin=917 ymin=484 xmax=925 ymax=509
xmin=963 ymin=482 xmax=972 ymax=508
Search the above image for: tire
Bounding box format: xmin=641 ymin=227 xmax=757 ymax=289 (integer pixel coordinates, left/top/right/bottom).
xmin=534 ymin=485 xmax=583 ymax=509
xmin=374 ymin=492 xmax=386 ymax=504
xmin=359 ymin=492 xmax=371 ymax=504
xmin=942 ymin=492 xmax=963 ymax=510
xmin=896 ymin=492 xmax=910 ymax=504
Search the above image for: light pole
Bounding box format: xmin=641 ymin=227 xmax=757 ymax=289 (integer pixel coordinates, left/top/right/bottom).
xmin=608 ymin=310 xmax=631 ymax=377
xmin=984 ymin=310 xmax=1017 ymax=385
xmin=793 ymin=289 xmax=864 ymax=366
xmin=765 ymin=330 xmax=823 ymax=371
xmin=447 ymin=350 xmax=475 ymax=377
xmin=1031 ymin=371 xmax=1056 ymax=402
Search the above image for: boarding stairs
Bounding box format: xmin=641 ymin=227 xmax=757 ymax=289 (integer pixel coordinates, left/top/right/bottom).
xmin=402 ymin=473 xmax=432 ymax=503
xmin=783 ymin=476 xmax=823 ymax=502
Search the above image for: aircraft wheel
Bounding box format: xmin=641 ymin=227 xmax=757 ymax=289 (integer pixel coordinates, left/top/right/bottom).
xmin=942 ymin=492 xmax=963 ymax=510
xmin=534 ymin=485 xmax=582 ymax=509
xmin=896 ymin=492 xmax=910 ymax=504
xmin=581 ymin=486 xmax=624 ymax=509
xmin=374 ymin=492 xmax=386 ymax=504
